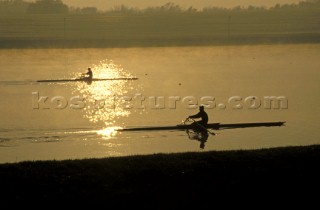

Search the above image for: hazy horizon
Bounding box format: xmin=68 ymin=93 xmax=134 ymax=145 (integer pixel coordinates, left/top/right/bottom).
xmin=56 ymin=0 xmax=303 ymax=10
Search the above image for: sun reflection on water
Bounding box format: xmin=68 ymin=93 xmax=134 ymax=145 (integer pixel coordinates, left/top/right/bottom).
xmin=97 ymin=126 xmax=122 ymax=139
xmin=71 ymin=59 xmax=141 ymax=138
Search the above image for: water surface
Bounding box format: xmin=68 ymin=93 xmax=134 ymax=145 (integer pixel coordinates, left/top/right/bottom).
xmin=0 ymin=44 xmax=319 ymax=163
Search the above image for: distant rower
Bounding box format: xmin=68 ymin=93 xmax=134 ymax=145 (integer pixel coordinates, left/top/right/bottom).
xmin=81 ymin=68 xmax=93 ymax=80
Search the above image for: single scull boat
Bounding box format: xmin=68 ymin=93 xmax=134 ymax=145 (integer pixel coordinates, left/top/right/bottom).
xmin=37 ymin=78 xmax=138 ymax=83
xmin=116 ymin=121 xmax=285 ymax=132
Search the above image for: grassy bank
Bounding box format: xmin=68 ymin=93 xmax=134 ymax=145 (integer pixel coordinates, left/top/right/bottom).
xmin=0 ymin=145 xmax=319 ymax=206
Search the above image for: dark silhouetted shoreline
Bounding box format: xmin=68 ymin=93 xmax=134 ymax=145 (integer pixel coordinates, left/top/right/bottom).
xmin=0 ymin=145 xmax=319 ymax=206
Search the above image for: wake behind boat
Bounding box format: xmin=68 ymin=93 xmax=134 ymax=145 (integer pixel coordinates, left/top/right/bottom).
xmin=37 ymin=77 xmax=138 ymax=83
xmin=116 ymin=121 xmax=286 ymax=132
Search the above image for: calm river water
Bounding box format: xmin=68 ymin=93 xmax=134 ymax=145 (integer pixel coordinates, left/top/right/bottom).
xmin=0 ymin=44 xmax=319 ymax=163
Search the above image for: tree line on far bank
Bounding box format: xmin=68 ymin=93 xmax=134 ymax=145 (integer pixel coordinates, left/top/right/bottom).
xmin=0 ymin=0 xmax=320 ymax=15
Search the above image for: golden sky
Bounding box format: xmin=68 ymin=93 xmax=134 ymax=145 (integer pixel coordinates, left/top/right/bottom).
xmin=62 ymin=0 xmax=304 ymax=10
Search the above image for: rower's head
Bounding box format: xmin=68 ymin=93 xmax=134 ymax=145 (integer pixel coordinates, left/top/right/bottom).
xmin=199 ymin=105 xmax=204 ymax=111
xmin=88 ymin=68 xmax=92 ymax=72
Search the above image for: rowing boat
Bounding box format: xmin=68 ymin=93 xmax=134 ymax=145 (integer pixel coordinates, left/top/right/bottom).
xmin=116 ymin=121 xmax=285 ymax=132
xmin=37 ymin=78 xmax=138 ymax=83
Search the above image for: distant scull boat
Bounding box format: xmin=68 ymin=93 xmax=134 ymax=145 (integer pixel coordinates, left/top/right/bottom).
xmin=37 ymin=77 xmax=138 ymax=83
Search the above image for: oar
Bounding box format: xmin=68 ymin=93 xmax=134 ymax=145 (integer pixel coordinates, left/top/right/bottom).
xmin=188 ymin=118 xmax=216 ymax=136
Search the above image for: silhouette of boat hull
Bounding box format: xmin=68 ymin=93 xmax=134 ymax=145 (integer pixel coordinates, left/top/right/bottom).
xmin=37 ymin=78 xmax=138 ymax=83
xmin=117 ymin=121 xmax=285 ymax=131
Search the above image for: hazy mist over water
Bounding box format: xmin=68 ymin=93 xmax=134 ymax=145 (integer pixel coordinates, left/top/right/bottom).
xmin=1 ymin=0 xmax=319 ymax=48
